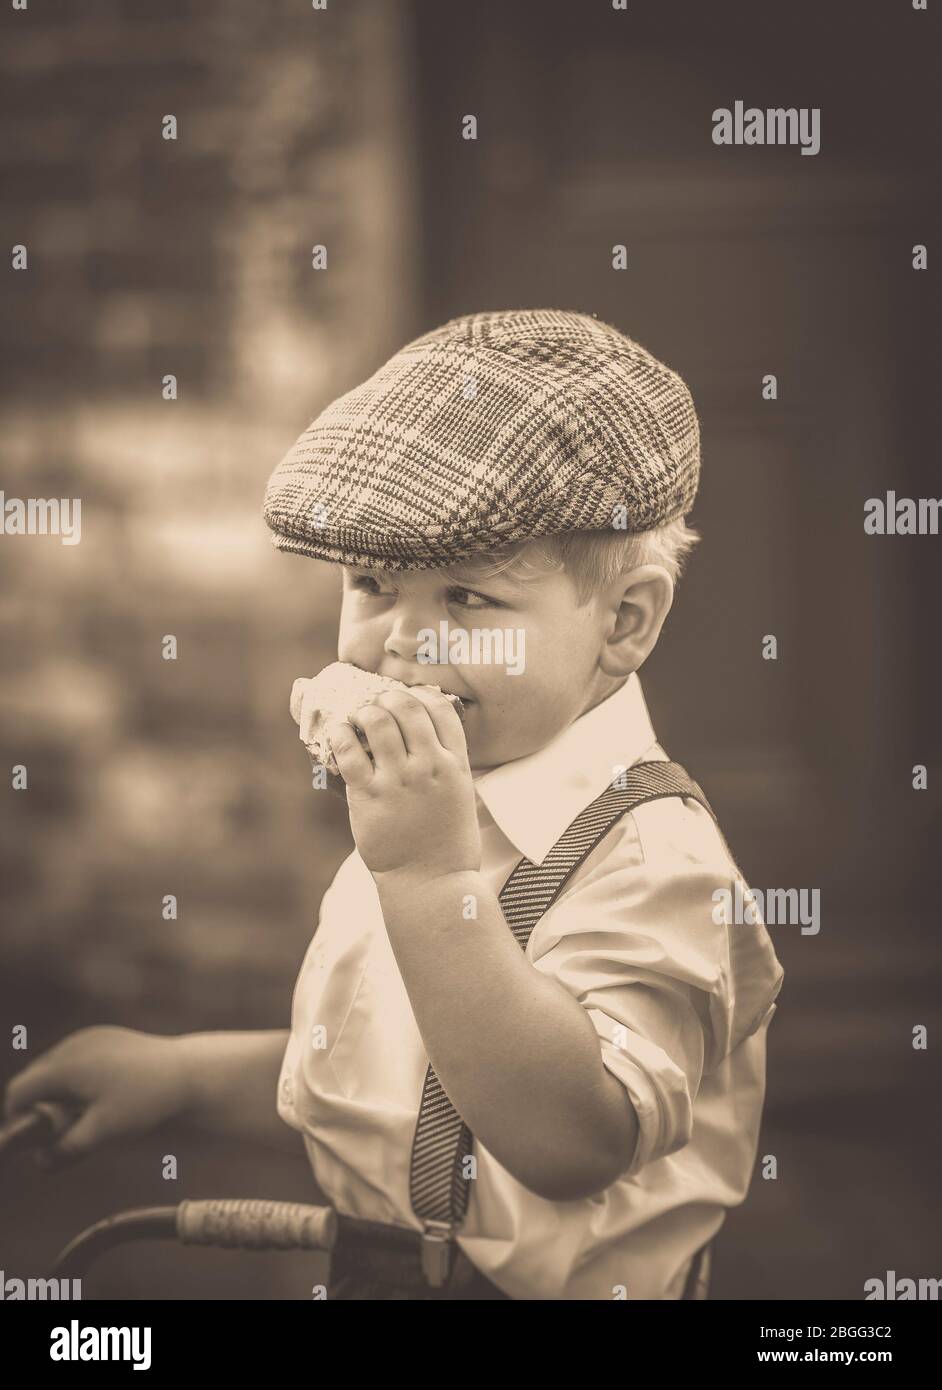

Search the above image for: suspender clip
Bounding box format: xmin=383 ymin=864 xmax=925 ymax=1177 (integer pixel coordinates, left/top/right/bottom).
xmin=420 ymin=1220 xmax=456 ymax=1288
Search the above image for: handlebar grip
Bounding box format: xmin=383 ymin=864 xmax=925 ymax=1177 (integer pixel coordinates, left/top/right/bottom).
xmin=176 ymin=1198 xmax=338 ymax=1251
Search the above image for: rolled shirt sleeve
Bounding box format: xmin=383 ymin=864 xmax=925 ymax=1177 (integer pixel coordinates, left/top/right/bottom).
xmin=586 ymin=1002 xmax=703 ymax=1178
xmin=525 ymin=810 xmax=750 ymax=1179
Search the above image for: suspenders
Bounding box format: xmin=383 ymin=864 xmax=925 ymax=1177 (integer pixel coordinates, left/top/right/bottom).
xmin=407 ymin=759 xmax=718 ymax=1287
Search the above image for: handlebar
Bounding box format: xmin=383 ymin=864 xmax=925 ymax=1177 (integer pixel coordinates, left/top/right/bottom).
xmin=53 ymin=1198 xmax=338 ymax=1280
xmin=2 ymin=1106 xmax=339 ymax=1285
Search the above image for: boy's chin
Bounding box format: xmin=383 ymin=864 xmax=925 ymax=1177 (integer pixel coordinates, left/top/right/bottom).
xmin=451 ymin=712 xmax=535 ymax=775
xmin=468 ymin=737 xmax=517 ymax=775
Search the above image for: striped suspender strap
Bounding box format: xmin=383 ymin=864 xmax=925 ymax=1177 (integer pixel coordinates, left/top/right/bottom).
xmin=408 ymin=760 xmax=717 ymax=1286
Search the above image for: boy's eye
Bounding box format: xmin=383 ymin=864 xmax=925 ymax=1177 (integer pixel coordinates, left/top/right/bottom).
xmin=350 ymin=574 xmax=388 ymax=596
xmin=348 ymin=574 xmax=498 ymax=609
xmin=447 ymin=586 xmax=495 ymax=610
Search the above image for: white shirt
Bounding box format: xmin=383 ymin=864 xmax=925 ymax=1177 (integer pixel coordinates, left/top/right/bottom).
xmin=276 ymin=672 xmax=785 ymax=1299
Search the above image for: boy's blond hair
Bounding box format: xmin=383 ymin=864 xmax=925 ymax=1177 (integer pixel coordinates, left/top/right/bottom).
xmin=444 ymin=516 xmax=701 ymax=606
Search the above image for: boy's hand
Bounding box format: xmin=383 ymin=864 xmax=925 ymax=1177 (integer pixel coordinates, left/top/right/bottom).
xmin=2 ymin=1026 xmax=189 ymax=1169
xmin=326 ymin=686 xmax=482 ymax=881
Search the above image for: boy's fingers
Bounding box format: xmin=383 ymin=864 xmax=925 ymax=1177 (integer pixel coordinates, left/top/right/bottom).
xmin=402 ymin=686 xmax=470 ymax=762
xmin=31 ymin=1100 xmax=77 ymax=1141
xmin=325 ymin=720 xmax=373 ymax=789
xmin=348 ymin=703 xmax=408 ymax=767
xmin=3 ymin=1062 xmax=71 ymax=1120
xmin=371 ymin=690 xmax=439 ymax=756
xmin=37 ymin=1108 xmax=102 ymax=1169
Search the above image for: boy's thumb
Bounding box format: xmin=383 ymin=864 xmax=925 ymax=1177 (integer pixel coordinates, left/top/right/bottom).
xmin=35 ymin=1109 xmax=100 ymax=1168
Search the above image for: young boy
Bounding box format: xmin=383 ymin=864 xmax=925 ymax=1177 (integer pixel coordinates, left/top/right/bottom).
xmin=5 ymin=309 xmax=784 ymax=1301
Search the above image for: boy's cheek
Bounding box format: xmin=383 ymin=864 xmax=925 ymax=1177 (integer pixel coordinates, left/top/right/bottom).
xmin=336 ymin=635 xmax=378 ymax=669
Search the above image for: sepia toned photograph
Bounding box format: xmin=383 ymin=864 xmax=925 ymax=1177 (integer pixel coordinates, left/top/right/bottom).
xmin=1 ymin=0 xmax=938 ymax=1359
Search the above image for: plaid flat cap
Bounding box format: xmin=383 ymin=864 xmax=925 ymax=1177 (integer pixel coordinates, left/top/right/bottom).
xmin=262 ymin=308 xmax=700 ymax=570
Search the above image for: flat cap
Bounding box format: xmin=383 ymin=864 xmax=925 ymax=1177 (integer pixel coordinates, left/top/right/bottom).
xmin=262 ymin=308 xmax=700 ymax=570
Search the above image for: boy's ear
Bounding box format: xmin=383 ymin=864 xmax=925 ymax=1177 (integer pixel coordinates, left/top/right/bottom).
xmin=598 ymin=565 xmax=674 ymax=677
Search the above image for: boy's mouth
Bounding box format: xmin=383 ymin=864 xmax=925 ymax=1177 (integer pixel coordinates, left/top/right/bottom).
xmin=404 ymin=680 xmax=474 ymax=704
xmin=347 ymin=660 xmax=474 ymax=704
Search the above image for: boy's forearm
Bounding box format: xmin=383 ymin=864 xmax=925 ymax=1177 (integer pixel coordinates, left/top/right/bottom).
xmin=374 ymin=870 xmax=639 ymax=1201
xmin=174 ymin=1029 xmax=302 ymax=1156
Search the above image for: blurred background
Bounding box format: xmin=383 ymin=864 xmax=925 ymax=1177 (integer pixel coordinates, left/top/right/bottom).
xmin=1 ymin=0 xmax=939 ymax=1299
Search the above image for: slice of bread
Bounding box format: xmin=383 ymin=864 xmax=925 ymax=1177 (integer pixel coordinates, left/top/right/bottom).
xmin=290 ymin=662 xmax=466 ymax=786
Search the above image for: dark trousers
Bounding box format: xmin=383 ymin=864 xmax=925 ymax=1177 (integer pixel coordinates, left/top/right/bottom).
xmin=328 ymin=1232 xmax=709 ymax=1299
xmin=328 ymin=1235 xmax=512 ymax=1300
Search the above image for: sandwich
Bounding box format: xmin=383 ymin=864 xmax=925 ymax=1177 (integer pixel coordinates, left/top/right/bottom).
xmin=290 ymin=661 xmax=466 ymax=793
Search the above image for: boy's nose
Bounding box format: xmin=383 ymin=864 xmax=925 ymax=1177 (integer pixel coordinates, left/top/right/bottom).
xmin=382 ymin=615 xmax=427 ymax=665
xmin=382 ymin=621 xmax=457 ymax=687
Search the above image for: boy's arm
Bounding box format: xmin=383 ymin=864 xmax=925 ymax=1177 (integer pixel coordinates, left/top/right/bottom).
xmin=174 ymin=1029 xmax=303 ymax=1156
xmin=375 ymin=870 xmax=640 ymax=1202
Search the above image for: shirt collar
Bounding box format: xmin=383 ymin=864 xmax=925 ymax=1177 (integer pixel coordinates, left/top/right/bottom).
xmin=471 ymin=672 xmax=660 ymax=866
